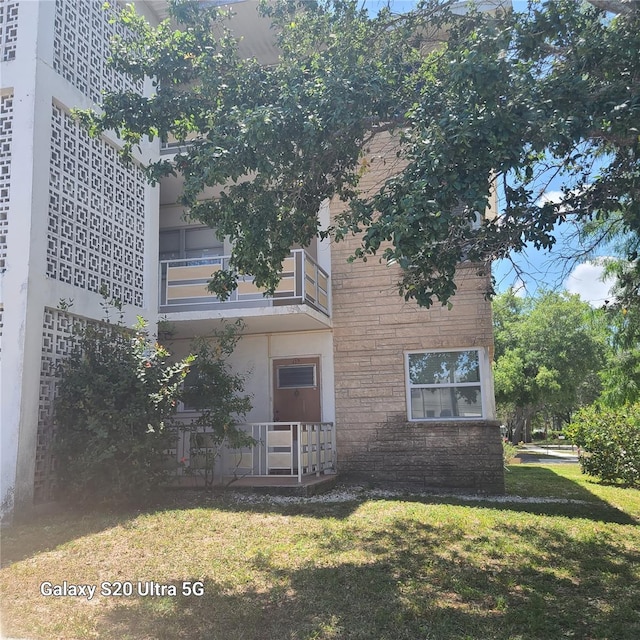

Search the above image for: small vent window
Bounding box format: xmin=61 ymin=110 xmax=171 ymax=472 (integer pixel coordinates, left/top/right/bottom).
xmin=277 ymin=365 xmax=316 ymax=389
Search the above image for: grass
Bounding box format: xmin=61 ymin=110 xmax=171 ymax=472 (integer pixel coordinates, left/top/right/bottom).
xmin=1 ymin=464 xmax=639 ymax=640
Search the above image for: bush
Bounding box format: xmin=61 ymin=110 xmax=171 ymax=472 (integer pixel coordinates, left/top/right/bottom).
xmin=565 ymin=404 xmax=640 ymax=486
xmin=503 ymin=440 xmax=519 ymax=468
xmin=54 ymin=314 xmax=192 ymax=505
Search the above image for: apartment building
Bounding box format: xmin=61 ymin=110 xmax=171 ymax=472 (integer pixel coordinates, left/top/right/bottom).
xmin=0 ymin=0 xmax=503 ymax=519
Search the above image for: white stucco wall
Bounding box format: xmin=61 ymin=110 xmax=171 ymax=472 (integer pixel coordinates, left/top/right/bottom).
xmin=170 ymin=330 xmax=336 ymax=425
xmin=1 ymin=0 xmax=161 ymax=519
xmin=1 ymin=0 xmax=46 ymax=519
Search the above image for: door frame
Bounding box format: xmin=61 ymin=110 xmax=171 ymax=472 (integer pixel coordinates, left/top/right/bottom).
xmin=271 ymin=355 xmax=322 ymax=423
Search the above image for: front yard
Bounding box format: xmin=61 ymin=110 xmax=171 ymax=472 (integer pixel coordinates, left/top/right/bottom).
xmin=1 ymin=465 xmax=639 ymax=640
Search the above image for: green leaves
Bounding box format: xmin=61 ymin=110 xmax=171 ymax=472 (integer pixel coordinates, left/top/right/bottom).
xmin=493 ymin=290 xmax=607 ymax=438
xmin=54 ymin=313 xmax=192 ymax=504
xmin=54 ymin=294 xmax=251 ymax=502
xmin=78 ymin=0 xmax=640 ymax=306
xmin=183 ymin=322 xmax=252 ymax=437
xmin=566 ymin=403 xmax=640 ymax=486
xmin=180 ymin=321 xmax=253 ymax=484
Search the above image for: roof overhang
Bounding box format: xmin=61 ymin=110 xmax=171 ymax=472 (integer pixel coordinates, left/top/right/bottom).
xmin=139 ymin=0 xmax=280 ymax=64
xmin=161 ymin=304 xmax=332 ymax=338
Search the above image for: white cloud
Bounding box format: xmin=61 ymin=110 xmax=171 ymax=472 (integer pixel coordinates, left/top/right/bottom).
xmin=537 ymin=191 xmax=564 ymax=206
xmin=537 ymin=189 xmax=588 ymax=215
xmin=564 ymin=260 xmax=616 ymax=307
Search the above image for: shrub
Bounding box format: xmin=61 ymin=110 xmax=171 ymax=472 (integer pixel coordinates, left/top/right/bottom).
xmin=54 ymin=314 xmax=192 ymax=505
xmin=565 ymin=404 xmax=640 ymax=486
xmin=502 ymin=440 xmax=519 ymax=468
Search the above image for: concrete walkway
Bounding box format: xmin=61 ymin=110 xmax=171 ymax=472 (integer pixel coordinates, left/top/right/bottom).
xmin=514 ymin=444 xmax=580 ymax=464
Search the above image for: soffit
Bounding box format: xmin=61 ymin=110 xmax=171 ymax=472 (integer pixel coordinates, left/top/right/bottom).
xmin=139 ymin=0 xmax=280 ymax=64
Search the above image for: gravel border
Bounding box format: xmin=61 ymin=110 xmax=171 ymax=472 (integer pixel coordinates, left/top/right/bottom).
xmin=226 ymin=486 xmax=590 ymax=506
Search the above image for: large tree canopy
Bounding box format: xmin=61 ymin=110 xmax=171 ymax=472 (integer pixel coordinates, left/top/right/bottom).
xmin=492 ymin=290 xmax=607 ymax=442
xmin=79 ymin=0 xmax=640 ymax=306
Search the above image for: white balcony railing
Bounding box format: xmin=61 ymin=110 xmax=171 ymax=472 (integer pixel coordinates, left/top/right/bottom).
xmin=169 ymin=422 xmax=336 ymax=485
xmin=159 ymin=249 xmax=329 ymax=316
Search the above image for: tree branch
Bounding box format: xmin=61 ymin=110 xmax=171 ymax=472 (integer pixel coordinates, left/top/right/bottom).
xmin=586 ymin=0 xmax=639 ymax=15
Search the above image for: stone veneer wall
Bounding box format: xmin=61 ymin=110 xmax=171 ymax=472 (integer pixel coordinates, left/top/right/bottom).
xmin=337 ymin=420 xmax=504 ymax=494
xmin=330 ymin=133 xmax=504 ymax=493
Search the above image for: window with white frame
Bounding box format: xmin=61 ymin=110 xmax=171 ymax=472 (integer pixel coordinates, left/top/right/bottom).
xmin=405 ymin=349 xmax=484 ymax=420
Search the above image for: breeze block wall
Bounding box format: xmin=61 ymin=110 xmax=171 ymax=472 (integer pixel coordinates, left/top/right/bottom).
xmin=330 ymin=133 xmax=504 ymax=494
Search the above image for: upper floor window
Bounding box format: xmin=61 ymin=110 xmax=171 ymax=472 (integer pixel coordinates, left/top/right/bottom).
xmin=159 ymin=227 xmax=223 ymax=261
xmin=405 ymin=349 xmax=485 ymax=421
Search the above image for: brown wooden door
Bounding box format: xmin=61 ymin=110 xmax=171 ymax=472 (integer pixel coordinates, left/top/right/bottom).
xmin=273 ymin=357 xmax=321 ymax=423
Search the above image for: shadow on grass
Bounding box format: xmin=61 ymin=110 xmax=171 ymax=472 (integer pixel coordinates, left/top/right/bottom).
xmin=0 ymin=491 xmax=202 ymax=567
xmin=184 ymin=466 xmax=637 ymax=526
xmin=0 ymin=508 xmax=138 ymax=568
xmin=502 ymin=466 xmax=638 ymax=524
xmin=2 ymin=466 xmax=635 ymax=569
xmin=0 ymin=487 xmax=370 ymax=568
xmin=96 ymin=518 xmax=640 ymax=640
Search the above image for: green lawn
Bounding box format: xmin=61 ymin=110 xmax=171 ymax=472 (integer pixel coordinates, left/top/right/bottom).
xmin=1 ymin=464 xmax=639 ymax=640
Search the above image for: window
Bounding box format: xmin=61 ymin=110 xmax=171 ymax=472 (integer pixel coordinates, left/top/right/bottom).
xmin=277 ymin=365 xmax=316 ymax=389
xmin=159 ymin=227 xmax=223 ymax=261
xmin=179 ymin=365 xmax=204 ymax=412
xmin=405 ymin=349 xmax=484 ymax=420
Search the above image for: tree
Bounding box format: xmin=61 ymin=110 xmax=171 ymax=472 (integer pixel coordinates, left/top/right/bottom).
xmin=77 ymin=0 xmax=640 ymax=307
xmin=599 ymin=261 xmax=640 ymax=406
xmin=578 ymin=214 xmax=640 ymax=405
xmin=492 ymin=290 xmax=607 ymax=442
xmin=54 ymin=303 xmax=252 ymax=503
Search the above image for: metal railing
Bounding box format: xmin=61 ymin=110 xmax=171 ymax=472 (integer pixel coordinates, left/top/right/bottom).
xmin=159 ymin=249 xmax=329 ymax=316
xmin=167 ymin=421 xmax=336 ymax=485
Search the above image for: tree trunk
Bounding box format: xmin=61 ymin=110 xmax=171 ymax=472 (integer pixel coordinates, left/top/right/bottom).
xmin=511 ymin=407 xmax=526 ymax=444
xmin=524 ymin=412 xmax=532 ymax=443
xmin=511 ymin=406 xmax=534 ymax=443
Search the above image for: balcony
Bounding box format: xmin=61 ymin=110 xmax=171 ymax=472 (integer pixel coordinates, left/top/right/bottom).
xmin=167 ymin=422 xmax=336 ymax=490
xmin=159 ymin=249 xmax=331 ymax=332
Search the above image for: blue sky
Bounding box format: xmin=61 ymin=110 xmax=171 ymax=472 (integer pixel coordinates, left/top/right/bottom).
xmin=491 ymin=223 xmax=615 ymax=305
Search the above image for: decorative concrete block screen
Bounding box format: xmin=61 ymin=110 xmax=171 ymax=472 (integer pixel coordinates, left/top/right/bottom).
xmin=35 ymin=307 xmax=86 ymax=503
xmin=0 ymin=0 xmax=18 ymax=62
xmin=47 ymin=104 xmax=146 ymax=306
xmin=0 ymin=92 xmax=11 ymax=272
xmin=53 ymin=0 xmax=143 ymax=104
